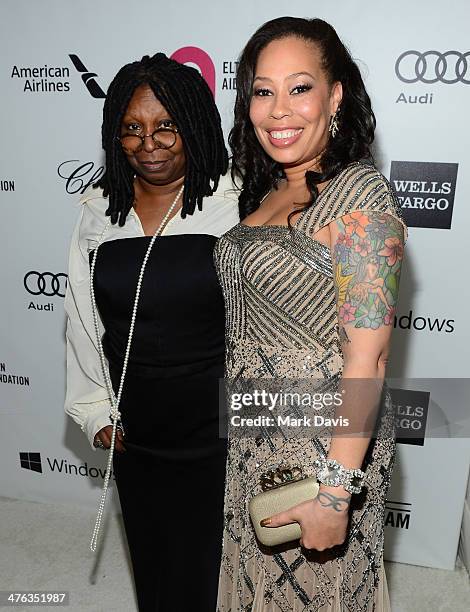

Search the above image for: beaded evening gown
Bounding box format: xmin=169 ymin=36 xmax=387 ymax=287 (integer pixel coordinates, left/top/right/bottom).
xmin=214 ymin=162 xmax=408 ymax=612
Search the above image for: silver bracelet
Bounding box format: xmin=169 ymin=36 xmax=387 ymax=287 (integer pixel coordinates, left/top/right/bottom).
xmin=314 ymin=458 xmax=365 ymax=494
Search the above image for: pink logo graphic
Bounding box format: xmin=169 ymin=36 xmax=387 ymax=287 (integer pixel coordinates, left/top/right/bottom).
xmin=170 ymin=46 xmax=216 ymax=97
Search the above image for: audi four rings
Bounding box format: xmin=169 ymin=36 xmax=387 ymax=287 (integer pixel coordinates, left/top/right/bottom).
xmin=395 ymin=50 xmax=470 ymax=84
xmin=24 ymin=272 xmax=68 ymax=297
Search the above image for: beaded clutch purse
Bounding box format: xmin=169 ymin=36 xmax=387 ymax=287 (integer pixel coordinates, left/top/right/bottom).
xmin=249 ymin=464 xmax=319 ymax=547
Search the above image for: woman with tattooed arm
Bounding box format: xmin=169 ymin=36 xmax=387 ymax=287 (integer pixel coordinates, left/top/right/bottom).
xmin=214 ymin=17 xmax=407 ymax=612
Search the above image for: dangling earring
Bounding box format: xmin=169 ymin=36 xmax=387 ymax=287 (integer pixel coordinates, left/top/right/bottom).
xmin=329 ymin=110 xmax=340 ymax=138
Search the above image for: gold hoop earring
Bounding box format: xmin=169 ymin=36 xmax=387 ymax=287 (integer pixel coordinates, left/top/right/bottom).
xmin=329 ymin=111 xmax=340 ymax=138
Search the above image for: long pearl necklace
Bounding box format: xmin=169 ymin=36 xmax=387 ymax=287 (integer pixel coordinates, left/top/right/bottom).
xmin=89 ymin=185 xmax=184 ymax=552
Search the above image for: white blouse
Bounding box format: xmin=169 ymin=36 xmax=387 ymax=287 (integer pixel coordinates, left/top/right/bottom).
xmin=64 ymin=173 xmax=239 ymax=450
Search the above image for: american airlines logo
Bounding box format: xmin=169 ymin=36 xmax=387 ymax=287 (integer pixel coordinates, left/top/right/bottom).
xmin=68 ymin=54 xmax=106 ymax=98
xmin=9 ymin=54 xmax=107 ymax=97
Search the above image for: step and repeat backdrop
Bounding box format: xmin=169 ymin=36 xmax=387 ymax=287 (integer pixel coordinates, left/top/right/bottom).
xmin=1 ymin=0 xmax=469 ymax=570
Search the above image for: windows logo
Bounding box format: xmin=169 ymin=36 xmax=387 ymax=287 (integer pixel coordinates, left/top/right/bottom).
xmin=19 ymin=452 xmax=42 ymax=473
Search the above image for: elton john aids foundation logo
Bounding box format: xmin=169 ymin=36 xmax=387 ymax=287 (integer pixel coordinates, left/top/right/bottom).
xmin=170 ymin=47 xmax=216 ymax=96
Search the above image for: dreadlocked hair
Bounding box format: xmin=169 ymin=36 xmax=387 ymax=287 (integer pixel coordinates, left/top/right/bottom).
xmin=95 ymin=52 xmax=228 ymax=226
xmin=230 ymin=17 xmax=376 ymax=222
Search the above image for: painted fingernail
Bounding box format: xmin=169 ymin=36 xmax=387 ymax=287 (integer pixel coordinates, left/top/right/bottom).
xmin=260 ymin=518 xmax=272 ymax=527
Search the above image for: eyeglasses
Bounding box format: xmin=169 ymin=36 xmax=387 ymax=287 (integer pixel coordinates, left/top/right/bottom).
xmin=118 ymin=125 xmax=179 ymax=152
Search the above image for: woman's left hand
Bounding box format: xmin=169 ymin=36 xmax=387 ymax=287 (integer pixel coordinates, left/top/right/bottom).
xmin=260 ymin=485 xmax=351 ymax=551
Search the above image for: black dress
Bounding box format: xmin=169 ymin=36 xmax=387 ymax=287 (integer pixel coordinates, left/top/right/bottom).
xmin=91 ymin=234 xmax=227 ymax=612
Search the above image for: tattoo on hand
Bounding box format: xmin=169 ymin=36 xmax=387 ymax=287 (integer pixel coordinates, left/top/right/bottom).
xmin=317 ymin=491 xmax=351 ymax=512
xmin=333 ymin=212 xmax=404 ymax=330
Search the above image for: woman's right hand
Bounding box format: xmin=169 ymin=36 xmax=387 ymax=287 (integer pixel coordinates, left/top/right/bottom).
xmin=94 ymin=425 xmax=126 ymax=453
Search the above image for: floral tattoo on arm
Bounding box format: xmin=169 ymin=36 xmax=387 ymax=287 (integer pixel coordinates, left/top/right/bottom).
xmin=333 ymin=211 xmax=404 ymax=331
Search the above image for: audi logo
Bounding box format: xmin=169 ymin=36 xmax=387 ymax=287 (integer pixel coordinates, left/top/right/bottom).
xmin=24 ymin=271 xmax=68 ymax=297
xmin=395 ymin=51 xmax=470 ymax=84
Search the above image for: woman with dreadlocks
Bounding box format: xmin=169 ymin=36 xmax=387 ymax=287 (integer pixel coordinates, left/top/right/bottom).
xmin=64 ymin=53 xmax=238 ymax=611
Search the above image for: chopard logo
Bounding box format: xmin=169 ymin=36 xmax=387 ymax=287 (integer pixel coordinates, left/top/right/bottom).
xmin=24 ymin=272 xmax=68 ymax=297
xmin=395 ymin=50 xmax=470 ymax=84
xmin=58 ymin=160 xmax=104 ymax=194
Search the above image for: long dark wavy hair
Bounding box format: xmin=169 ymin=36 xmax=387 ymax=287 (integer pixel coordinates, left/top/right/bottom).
xmin=95 ymin=53 xmax=228 ymax=226
xmin=230 ymin=17 xmax=376 ymax=221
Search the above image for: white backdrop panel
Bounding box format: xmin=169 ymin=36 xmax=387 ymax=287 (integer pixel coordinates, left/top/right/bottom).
xmin=1 ymin=0 xmax=469 ymax=570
